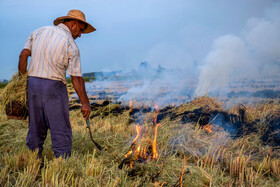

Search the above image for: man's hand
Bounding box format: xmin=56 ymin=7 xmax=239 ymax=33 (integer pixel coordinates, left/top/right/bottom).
xmin=81 ymin=103 xmax=91 ymax=120
xmin=71 ymin=76 xmax=91 ymax=120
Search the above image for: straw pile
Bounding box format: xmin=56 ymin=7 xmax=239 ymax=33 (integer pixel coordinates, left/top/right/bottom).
xmin=0 ymin=73 xmax=28 ymax=118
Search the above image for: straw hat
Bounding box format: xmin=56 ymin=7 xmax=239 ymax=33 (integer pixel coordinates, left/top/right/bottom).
xmin=53 ymin=9 xmax=96 ymax=33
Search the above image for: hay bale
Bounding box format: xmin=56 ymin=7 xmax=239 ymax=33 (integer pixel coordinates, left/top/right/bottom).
xmin=1 ymin=73 xmax=28 ymax=119
xmin=5 ymin=100 xmax=28 ymax=120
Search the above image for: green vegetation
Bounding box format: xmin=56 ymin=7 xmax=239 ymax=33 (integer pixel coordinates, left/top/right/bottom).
xmin=1 ymin=85 xmax=280 ymax=186
xmin=66 ymin=77 xmax=96 ymax=84
xmin=0 ymin=82 xmax=8 ymax=89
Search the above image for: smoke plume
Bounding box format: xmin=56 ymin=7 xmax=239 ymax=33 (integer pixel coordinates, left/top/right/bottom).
xmin=195 ymin=4 xmax=280 ymax=97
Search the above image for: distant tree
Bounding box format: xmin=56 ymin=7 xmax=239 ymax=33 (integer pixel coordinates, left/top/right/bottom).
xmin=157 ymin=65 xmax=165 ymax=73
xmin=139 ymin=61 xmax=151 ymax=71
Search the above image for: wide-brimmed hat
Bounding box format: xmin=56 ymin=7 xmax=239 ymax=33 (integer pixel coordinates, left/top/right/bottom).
xmin=53 ymin=9 xmax=96 ymax=33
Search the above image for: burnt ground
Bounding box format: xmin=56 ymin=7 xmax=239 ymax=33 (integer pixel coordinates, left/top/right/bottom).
xmin=73 ymin=98 xmax=280 ymax=147
xmin=157 ymin=104 xmax=280 ymax=146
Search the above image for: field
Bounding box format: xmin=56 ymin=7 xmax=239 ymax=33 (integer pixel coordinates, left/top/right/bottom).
xmin=1 ymin=81 xmax=280 ymax=186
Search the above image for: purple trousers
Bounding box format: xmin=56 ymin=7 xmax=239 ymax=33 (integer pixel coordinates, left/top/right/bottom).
xmin=26 ymin=77 xmax=72 ymax=158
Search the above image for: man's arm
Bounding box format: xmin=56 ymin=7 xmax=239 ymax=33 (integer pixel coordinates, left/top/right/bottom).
xmin=18 ymin=49 xmax=31 ymax=75
xmin=71 ymin=76 xmax=91 ymax=119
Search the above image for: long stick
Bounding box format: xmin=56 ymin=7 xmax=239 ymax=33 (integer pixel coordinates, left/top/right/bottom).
xmin=86 ymin=119 xmax=103 ymax=151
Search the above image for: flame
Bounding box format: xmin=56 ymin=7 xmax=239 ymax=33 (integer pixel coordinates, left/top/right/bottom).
xmin=153 ymin=123 xmax=161 ymax=159
xmin=153 ymin=104 xmax=161 ymax=159
xmin=141 ymin=145 xmax=147 ymax=158
xmin=180 ymin=157 xmax=188 ymax=187
xmin=202 ymin=124 xmax=212 ymax=133
xmin=121 ymin=104 xmax=162 ymax=168
xmin=132 ymin=125 xmax=141 ymax=143
xmin=172 ymin=102 xmax=175 ymax=107
xmin=129 ymin=99 xmax=133 ymax=108
xmin=124 ymin=150 xmax=133 ymax=158
xmin=137 ymin=145 xmax=141 ymax=152
xmin=154 ymin=104 xmax=160 ymax=124
xmin=154 ymin=113 xmax=159 ymax=124
xmin=155 ymin=104 xmax=159 ymax=111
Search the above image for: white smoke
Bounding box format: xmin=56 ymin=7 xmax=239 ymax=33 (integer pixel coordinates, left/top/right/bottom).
xmin=245 ymin=5 xmax=280 ymax=60
xmin=86 ymin=2 xmax=280 ymax=106
xmin=195 ymin=35 xmax=250 ymax=96
xmin=118 ymin=69 xmax=194 ymax=107
xmin=195 ymin=3 xmax=280 ymax=97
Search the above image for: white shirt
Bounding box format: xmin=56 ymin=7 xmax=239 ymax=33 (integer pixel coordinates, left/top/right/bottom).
xmin=24 ymin=23 xmax=82 ymax=84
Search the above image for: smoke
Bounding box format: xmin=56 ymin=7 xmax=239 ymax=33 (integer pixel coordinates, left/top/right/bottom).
xmin=81 ymin=2 xmax=280 ymax=107
xmin=245 ymin=5 xmax=280 ymax=60
xmin=195 ymin=35 xmax=250 ymax=96
xmin=118 ymin=67 xmax=194 ymax=107
xmin=80 ymin=62 xmax=196 ymax=108
xmin=195 ymin=3 xmax=280 ymax=97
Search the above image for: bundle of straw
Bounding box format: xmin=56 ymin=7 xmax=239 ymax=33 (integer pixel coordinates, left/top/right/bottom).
xmin=0 ymin=73 xmax=28 ymax=109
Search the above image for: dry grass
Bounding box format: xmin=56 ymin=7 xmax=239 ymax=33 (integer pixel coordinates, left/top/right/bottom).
xmin=174 ymin=96 xmax=223 ymax=115
xmin=0 ymin=73 xmax=28 ymax=109
xmin=229 ymin=100 xmax=280 ymax=124
xmin=0 ymin=90 xmax=280 ymax=186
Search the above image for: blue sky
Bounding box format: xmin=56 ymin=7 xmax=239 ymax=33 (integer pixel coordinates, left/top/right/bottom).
xmin=0 ymin=0 xmax=278 ymax=80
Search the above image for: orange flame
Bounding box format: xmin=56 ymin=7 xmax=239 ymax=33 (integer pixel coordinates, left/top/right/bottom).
xmin=122 ymin=104 xmax=162 ymax=166
xmin=152 ymin=104 xmax=161 ymax=159
xmin=129 ymin=99 xmax=133 ymax=108
xmin=136 ymin=145 xmax=141 ymax=152
xmin=153 ymin=123 xmax=161 ymax=159
xmin=124 ymin=150 xmax=133 ymax=158
xmin=141 ymin=145 xmax=147 ymax=158
xmin=132 ymin=125 xmax=141 ymax=143
xmin=154 ymin=104 xmax=160 ymax=124
xmin=172 ymin=102 xmax=175 ymax=107
xmin=154 ymin=113 xmax=159 ymax=125
xmin=155 ymin=104 xmax=159 ymax=111
xmin=202 ymin=124 xmax=212 ymax=133
xmin=179 ymin=157 xmax=188 ymax=187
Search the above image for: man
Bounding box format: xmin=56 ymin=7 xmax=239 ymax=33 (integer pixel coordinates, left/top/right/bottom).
xmin=18 ymin=9 xmax=95 ymax=158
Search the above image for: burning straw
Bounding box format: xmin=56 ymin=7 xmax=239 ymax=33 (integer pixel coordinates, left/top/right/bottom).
xmin=119 ymin=107 xmax=162 ymax=169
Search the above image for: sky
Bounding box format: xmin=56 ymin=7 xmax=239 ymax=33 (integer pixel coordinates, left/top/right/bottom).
xmin=0 ymin=0 xmax=279 ymax=81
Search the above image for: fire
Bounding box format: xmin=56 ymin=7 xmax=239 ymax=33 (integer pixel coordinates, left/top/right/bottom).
xmin=202 ymin=124 xmax=213 ymax=133
xmin=155 ymin=182 xmax=167 ymax=187
xmin=153 ymin=105 xmax=161 ymax=159
xmin=119 ymin=104 xmax=162 ymax=168
xmin=154 ymin=104 xmax=160 ymax=124
xmin=155 ymin=104 xmax=159 ymax=111
xmin=137 ymin=145 xmax=141 ymax=152
xmin=124 ymin=150 xmax=133 ymax=158
xmin=129 ymin=99 xmax=133 ymax=108
xmin=132 ymin=125 xmax=141 ymax=143
xmin=172 ymin=102 xmax=175 ymax=107
xmin=152 ymin=123 xmax=161 ymax=159
xmin=179 ymin=157 xmax=188 ymax=187
xmin=124 ymin=125 xmax=141 ymax=158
